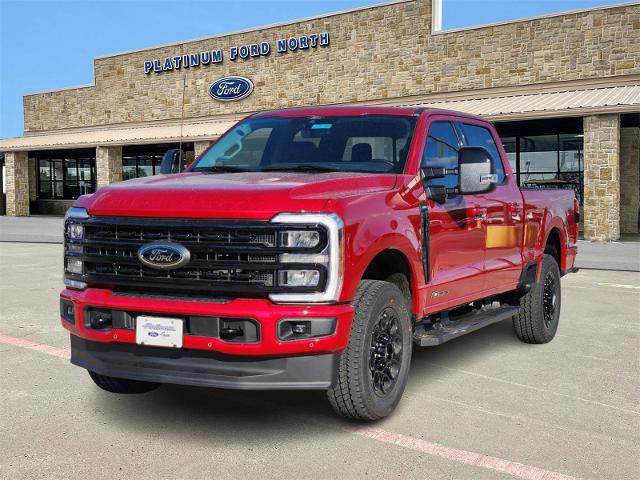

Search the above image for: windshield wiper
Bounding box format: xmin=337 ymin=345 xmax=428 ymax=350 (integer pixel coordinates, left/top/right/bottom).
xmin=261 ymin=164 xmax=341 ymax=173
xmin=193 ymin=165 xmax=250 ymax=173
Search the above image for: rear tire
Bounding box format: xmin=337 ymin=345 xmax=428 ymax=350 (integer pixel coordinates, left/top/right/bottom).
xmin=513 ymin=254 xmax=561 ymax=344
xmin=88 ymin=371 xmax=160 ymax=394
xmin=327 ymin=280 xmax=413 ymax=420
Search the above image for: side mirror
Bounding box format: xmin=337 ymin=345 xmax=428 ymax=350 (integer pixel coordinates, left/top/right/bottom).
xmin=159 ymin=149 xmax=185 ymax=174
xmin=458 ymin=146 xmax=497 ymax=195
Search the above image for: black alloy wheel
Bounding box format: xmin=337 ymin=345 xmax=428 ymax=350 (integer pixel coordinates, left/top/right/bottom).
xmin=370 ymin=307 xmax=403 ymax=397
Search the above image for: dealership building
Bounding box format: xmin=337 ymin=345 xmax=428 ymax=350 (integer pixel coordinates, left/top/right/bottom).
xmin=0 ymin=0 xmax=638 ymax=241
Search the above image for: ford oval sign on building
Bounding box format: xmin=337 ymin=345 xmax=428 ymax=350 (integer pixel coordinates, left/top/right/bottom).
xmin=209 ymin=76 xmax=254 ymax=102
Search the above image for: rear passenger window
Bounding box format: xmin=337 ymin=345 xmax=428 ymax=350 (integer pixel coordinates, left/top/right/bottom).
xmin=422 ymin=121 xmax=460 ymax=188
xmin=461 ymin=123 xmax=505 ymax=183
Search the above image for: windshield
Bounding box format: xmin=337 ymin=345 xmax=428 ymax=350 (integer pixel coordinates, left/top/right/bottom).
xmin=191 ymin=115 xmax=417 ymax=174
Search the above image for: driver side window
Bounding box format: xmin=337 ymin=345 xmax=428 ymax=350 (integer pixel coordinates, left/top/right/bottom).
xmin=422 ymin=121 xmax=460 ymax=188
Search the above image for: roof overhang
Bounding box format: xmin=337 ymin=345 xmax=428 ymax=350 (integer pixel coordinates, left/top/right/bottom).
xmin=2 ymin=79 xmax=638 ymax=152
xmin=0 ymin=117 xmax=240 ymax=152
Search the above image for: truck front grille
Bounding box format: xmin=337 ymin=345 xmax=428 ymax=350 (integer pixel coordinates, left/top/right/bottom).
xmin=65 ymin=217 xmax=327 ymax=298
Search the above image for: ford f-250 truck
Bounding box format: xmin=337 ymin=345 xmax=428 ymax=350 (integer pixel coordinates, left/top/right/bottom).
xmin=60 ymin=106 xmax=578 ymax=420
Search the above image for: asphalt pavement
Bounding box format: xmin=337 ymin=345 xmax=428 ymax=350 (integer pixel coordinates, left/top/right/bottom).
xmin=1 ymin=242 xmax=639 ymax=479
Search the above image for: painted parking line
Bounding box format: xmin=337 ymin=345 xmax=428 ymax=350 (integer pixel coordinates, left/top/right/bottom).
xmin=344 ymin=426 xmax=579 ymax=480
xmin=1 ymin=332 xmax=580 ymax=480
xmin=0 ymin=334 xmax=70 ymax=359
xmin=596 ymin=282 xmax=640 ymax=289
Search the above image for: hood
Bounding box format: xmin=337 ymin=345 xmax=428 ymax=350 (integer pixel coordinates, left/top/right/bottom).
xmin=79 ymin=171 xmax=397 ymax=219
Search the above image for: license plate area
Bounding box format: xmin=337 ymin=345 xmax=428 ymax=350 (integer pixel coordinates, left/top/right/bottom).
xmin=135 ymin=315 xmax=183 ymax=348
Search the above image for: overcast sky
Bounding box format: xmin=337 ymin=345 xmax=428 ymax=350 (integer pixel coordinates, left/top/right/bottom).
xmin=0 ymin=0 xmax=623 ymax=138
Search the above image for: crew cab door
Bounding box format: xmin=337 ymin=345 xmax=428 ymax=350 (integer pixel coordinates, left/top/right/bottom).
xmin=421 ymin=119 xmax=486 ymax=311
xmin=457 ymin=121 xmax=524 ymax=293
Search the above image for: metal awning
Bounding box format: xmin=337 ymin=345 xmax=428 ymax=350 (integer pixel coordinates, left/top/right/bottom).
xmin=1 ymin=84 xmax=638 ymax=152
xmin=0 ymin=118 xmax=239 ymax=152
xmin=410 ymin=84 xmax=640 ymax=121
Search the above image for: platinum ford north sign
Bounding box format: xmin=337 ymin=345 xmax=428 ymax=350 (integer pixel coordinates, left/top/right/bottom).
xmin=144 ymin=32 xmax=330 ymax=74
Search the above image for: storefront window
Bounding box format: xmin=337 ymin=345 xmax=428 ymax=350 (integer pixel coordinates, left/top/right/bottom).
xmin=35 ymin=150 xmax=96 ymax=200
xmin=520 ymin=135 xmax=558 ymax=175
xmin=122 ymin=152 xmax=163 ymax=180
xmin=498 ymin=132 xmax=584 ymax=204
xmin=501 ymin=136 xmax=517 ymax=174
xmin=122 ymin=144 xmax=194 ymax=180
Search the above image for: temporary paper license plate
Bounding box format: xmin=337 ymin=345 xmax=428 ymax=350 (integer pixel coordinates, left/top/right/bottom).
xmin=136 ymin=316 xmax=183 ymax=348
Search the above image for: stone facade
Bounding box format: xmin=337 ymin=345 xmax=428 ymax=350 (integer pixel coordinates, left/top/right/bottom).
xmin=583 ymin=114 xmax=621 ymax=241
xmin=22 ymin=1 xmax=640 ymax=132
xmin=620 ymin=126 xmax=640 ymax=234
xmin=5 ymin=151 xmax=30 ymax=216
xmin=28 ymin=158 xmax=37 ymax=201
xmin=96 ymin=146 xmax=123 ymax=189
xmin=194 ymin=141 xmax=212 ymax=158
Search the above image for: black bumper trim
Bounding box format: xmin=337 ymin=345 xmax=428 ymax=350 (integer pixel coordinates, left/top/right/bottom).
xmin=70 ymin=335 xmax=338 ymax=390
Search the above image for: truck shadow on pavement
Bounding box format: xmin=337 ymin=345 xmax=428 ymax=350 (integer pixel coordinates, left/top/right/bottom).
xmin=94 ymin=318 xmax=524 ymax=439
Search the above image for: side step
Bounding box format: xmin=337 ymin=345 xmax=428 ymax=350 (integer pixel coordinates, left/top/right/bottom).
xmin=413 ymin=306 xmax=520 ymax=347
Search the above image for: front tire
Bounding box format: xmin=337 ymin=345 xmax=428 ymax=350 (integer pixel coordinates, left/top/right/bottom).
xmin=513 ymin=254 xmax=561 ymax=344
xmin=327 ymin=280 xmax=413 ymax=420
xmin=88 ymin=371 xmax=160 ymax=394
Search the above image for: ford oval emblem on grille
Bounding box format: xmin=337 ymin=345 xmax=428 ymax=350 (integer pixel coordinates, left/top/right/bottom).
xmin=209 ymin=76 xmax=254 ymax=102
xmin=137 ymin=242 xmax=191 ymax=270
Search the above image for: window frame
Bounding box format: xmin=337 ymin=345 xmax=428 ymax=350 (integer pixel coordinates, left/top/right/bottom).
xmin=456 ymin=121 xmax=508 ymax=185
xmin=34 ymin=150 xmax=96 ymax=201
xmin=420 ymin=120 xmax=463 ymax=189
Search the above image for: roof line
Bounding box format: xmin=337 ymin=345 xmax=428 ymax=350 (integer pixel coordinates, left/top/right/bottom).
xmin=23 ymin=83 xmax=95 ymax=97
xmin=434 ymin=1 xmax=640 ymax=35
xmin=93 ymin=0 xmax=413 ymax=60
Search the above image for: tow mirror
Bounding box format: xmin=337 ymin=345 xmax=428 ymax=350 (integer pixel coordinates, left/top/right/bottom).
xmin=159 ymin=149 xmax=185 ymax=174
xmin=419 ymin=167 xmax=458 ymax=204
xmin=458 ymin=146 xmax=496 ymax=195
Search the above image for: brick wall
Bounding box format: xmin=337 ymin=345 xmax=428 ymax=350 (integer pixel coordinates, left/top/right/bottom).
xmin=583 ymin=114 xmax=621 ymax=241
xmin=96 ymin=146 xmax=123 ymax=188
xmin=5 ymin=151 xmax=30 ymax=216
xmin=22 ymin=1 xmax=640 ymax=132
xmin=620 ymin=126 xmax=640 ymax=234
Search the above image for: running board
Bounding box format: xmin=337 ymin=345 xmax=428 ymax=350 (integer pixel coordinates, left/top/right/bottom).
xmin=413 ymin=306 xmax=520 ymax=347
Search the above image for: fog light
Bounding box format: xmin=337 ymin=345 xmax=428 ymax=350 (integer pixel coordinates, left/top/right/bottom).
xmin=86 ymin=309 xmax=112 ymax=330
xmin=278 ymin=318 xmax=336 ymax=341
xmin=66 ymin=258 xmax=83 ymax=274
xmin=278 ymin=270 xmax=320 ymax=287
xmin=90 ymin=315 xmax=112 ymax=330
xmin=66 ymin=244 xmax=83 ymax=254
xmin=292 ymin=322 xmax=309 ymax=334
xmin=67 ymin=223 xmax=84 ymax=240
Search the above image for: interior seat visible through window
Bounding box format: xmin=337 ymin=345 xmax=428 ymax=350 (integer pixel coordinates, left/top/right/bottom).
xmin=352 ymin=143 xmax=373 ymax=162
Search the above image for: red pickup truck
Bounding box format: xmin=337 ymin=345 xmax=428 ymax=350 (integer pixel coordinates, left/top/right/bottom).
xmin=61 ymin=106 xmax=578 ymax=419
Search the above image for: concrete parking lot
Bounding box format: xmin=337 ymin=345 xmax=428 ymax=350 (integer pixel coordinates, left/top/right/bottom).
xmin=1 ymin=242 xmax=639 ymax=480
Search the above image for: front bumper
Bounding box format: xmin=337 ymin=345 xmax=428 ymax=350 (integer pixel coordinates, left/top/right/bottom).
xmin=61 ymin=287 xmax=354 ymax=357
xmin=71 ymin=336 xmax=338 ymax=390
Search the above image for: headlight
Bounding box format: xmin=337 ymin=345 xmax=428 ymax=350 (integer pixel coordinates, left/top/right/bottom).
xmin=66 ymin=258 xmax=84 ymax=274
xmin=64 ymin=207 xmax=89 ymax=290
xmin=279 ymin=270 xmax=321 ymax=287
xmin=270 ymin=213 xmax=344 ymax=303
xmin=67 ymin=223 xmax=84 ymax=240
xmin=279 ymin=230 xmax=320 ymax=248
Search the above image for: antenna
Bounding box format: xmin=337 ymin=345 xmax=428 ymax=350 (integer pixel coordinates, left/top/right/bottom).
xmin=177 ymin=74 xmax=187 ymax=171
